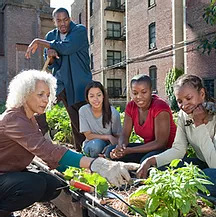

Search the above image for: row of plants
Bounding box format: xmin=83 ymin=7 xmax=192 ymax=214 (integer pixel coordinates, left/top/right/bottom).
xmin=62 ymin=160 xmax=214 ymax=217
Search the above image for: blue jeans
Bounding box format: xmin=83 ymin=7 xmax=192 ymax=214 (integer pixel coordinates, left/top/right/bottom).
xmin=105 ymin=143 xmax=166 ymax=163
xmin=83 ymin=139 xmax=109 ymax=158
xmin=159 ymin=156 xmax=216 ymax=197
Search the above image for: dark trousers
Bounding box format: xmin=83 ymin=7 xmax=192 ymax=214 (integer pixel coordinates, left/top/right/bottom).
xmin=0 ymin=171 xmax=64 ymax=212
xmin=36 ymin=89 xmax=86 ymax=152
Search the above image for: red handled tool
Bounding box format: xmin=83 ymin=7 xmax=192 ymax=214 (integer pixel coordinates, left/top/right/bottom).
xmin=69 ymin=180 xmax=94 ymax=193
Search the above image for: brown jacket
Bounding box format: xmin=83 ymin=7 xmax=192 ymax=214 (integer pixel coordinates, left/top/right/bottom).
xmin=0 ymin=107 xmax=67 ymax=173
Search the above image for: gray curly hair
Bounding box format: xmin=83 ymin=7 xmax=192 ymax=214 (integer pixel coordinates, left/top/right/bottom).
xmin=6 ymin=69 xmax=57 ymax=110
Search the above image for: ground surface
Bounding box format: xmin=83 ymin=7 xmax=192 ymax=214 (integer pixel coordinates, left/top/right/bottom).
xmin=14 ymin=202 xmax=66 ymax=217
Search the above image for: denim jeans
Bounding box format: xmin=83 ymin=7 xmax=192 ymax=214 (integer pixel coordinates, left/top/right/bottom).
xmin=159 ymin=156 xmax=216 ymax=197
xmin=105 ymin=143 xmax=166 ymax=163
xmin=83 ymin=139 xmax=109 ymax=158
xmin=0 ymin=170 xmax=64 ymax=212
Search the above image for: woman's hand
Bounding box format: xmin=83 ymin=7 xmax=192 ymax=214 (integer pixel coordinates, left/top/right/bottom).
xmin=90 ymin=157 xmax=140 ymax=187
xmin=136 ymin=157 xmax=156 ymax=179
xmin=110 ymin=143 xmax=127 ymax=159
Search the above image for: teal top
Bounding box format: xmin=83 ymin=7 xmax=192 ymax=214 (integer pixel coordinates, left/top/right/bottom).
xmin=57 ymin=150 xmax=84 ymax=172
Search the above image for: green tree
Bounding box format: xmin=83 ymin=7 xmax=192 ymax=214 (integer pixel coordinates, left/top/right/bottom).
xmin=198 ymin=0 xmax=216 ymax=54
xmin=165 ymin=68 xmax=184 ymax=112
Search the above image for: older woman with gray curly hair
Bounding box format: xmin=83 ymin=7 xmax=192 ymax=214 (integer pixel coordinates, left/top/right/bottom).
xmin=0 ymin=70 xmax=139 ymax=217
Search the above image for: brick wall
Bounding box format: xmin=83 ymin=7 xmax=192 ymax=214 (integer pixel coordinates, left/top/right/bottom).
xmin=127 ymin=0 xmax=173 ymax=100
xmin=186 ymin=0 xmax=216 ymax=79
xmin=71 ymin=0 xmax=87 ymax=27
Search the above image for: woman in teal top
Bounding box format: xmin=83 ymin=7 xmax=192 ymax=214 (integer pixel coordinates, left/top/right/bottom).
xmin=0 ymin=70 xmax=139 ymax=217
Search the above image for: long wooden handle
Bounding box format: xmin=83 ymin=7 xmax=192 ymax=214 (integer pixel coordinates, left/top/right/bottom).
xmin=42 ymin=56 xmax=51 ymax=72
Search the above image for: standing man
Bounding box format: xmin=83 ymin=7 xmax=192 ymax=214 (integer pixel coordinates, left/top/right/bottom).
xmin=25 ymin=8 xmax=92 ymax=151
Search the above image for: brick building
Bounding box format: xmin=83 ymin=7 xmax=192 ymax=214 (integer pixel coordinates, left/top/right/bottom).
xmin=0 ymin=0 xmax=54 ymax=103
xmin=72 ymin=0 xmax=127 ymax=107
xmin=186 ymin=0 xmax=216 ymax=97
xmin=71 ymin=0 xmax=216 ymax=102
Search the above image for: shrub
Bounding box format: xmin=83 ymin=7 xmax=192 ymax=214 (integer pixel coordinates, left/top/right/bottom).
xmin=129 ymin=159 xmax=213 ymax=217
xmin=165 ymin=68 xmax=184 ymax=112
xmin=0 ymin=103 xmax=6 ymax=114
xmin=46 ymin=103 xmax=72 ymax=143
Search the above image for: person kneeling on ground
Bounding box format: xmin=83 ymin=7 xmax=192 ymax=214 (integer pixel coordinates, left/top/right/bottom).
xmin=79 ymin=81 xmax=122 ymax=158
xmin=0 ymin=70 xmax=139 ymax=217
xmin=137 ymin=74 xmax=216 ymax=197
xmin=107 ymin=74 xmax=177 ymax=163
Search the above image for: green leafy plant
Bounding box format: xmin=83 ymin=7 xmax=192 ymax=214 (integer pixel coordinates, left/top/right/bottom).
xmin=165 ymin=68 xmax=184 ymax=112
xmin=0 ymin=103 xmax=6 ymax=114
xmin=116 ymin=106 xmax=143 ymax=143
xmin=63 ymin=167 xmax=109 ymax=196
xmin=46 ymin=103 xmax=72 ymax=143
xmin=198 ymin=0 xmax=216 ymax=54
xmin=129 ymin=159 xmax=213 ymax=217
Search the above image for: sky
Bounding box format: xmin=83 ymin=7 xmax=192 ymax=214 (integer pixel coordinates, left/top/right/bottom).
xmin=50 ymin=0 xmax=74 ymax=16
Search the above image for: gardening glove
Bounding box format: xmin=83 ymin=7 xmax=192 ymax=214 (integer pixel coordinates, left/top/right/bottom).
xmin=90 ymin=157 xmax=140 ymax=187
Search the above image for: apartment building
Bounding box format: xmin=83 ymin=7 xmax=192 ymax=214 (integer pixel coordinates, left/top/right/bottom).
xmin=185 ymin=0 xmax=216 ymax=97
xmin=72 ymin=0 xmax=216 ymax=101
xmin=72 ymin=0 xmax=127 ymax=106
xmin=0 ymin=0 xmax=54 ymax=103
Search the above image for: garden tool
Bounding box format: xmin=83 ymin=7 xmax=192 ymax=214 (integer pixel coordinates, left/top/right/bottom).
xmin=56 ymin=180 xmax=94 ymax=193
xmin=42 ymin=56 xmax=51 ymax=72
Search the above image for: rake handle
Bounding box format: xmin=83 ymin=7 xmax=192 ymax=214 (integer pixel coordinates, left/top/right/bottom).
xmin=42 ymin=56 xmax=51 ymax=72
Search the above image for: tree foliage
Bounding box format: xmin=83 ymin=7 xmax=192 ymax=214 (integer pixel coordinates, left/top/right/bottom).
xmin=165 ymin=68 xmax=184 ymax=112
xmin=198 ymin=0 xmax=216 ymax=54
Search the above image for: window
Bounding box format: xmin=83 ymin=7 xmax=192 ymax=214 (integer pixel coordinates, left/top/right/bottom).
xmin=149 ymin=65 xmax=157 ymax=91
xmin=107 ymin=50 xmax=121 ymax=66
xmin=90 ymin=53 xmax=94 ymax=70
xmin=90 ymin=0 xmax=94 ymax=16
xmin=107 ymin=79 xmax=122 ymax=98
xmin=107 ymin=21 xmax=121 ymax=38
xmin=148 ymin=0 xmax=156 ymax=7
xmin=204 ymin=79 xmax=215 ymax=98
xmin=79 ymin=13 xmax=82 ymax=24
xmin=108 ymin=0 xmax=121 ymax=9
xmin=0 ymin=11 xmax=4 ymax=56
xmin=149 ymin=22 xmax=156 ymax=49
xmin=90 ymin=27 xmax=94 ymax=43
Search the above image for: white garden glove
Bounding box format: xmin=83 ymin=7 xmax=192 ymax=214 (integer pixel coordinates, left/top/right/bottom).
xmin=90 ymin=157 xmax=140 ymax=187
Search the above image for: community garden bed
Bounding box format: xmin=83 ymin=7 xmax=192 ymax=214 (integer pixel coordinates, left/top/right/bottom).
xmin=58 ymin=159 xmax=216 ymax=217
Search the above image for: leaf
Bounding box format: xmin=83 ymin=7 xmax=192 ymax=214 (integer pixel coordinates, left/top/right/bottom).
xmin=170 ymin=159 xmax=181 ymax=168
xmin=147 ymin=197 xmax=160 ymax=213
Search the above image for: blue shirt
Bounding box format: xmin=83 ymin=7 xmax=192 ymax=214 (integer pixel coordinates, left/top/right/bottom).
xmin=45 ymin=21 xmax=92 ymax=106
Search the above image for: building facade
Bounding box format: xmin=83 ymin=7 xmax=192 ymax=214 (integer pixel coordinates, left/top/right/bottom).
xmin=72 ymin=0 xmax=216 ymax=102
xmin=185 ymin=0 xmax=216 ymax=97
xmin=0 ymin=0 xmax=54 ymax=103
xmin=72 ymin=0 xmax=127 ymax=107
